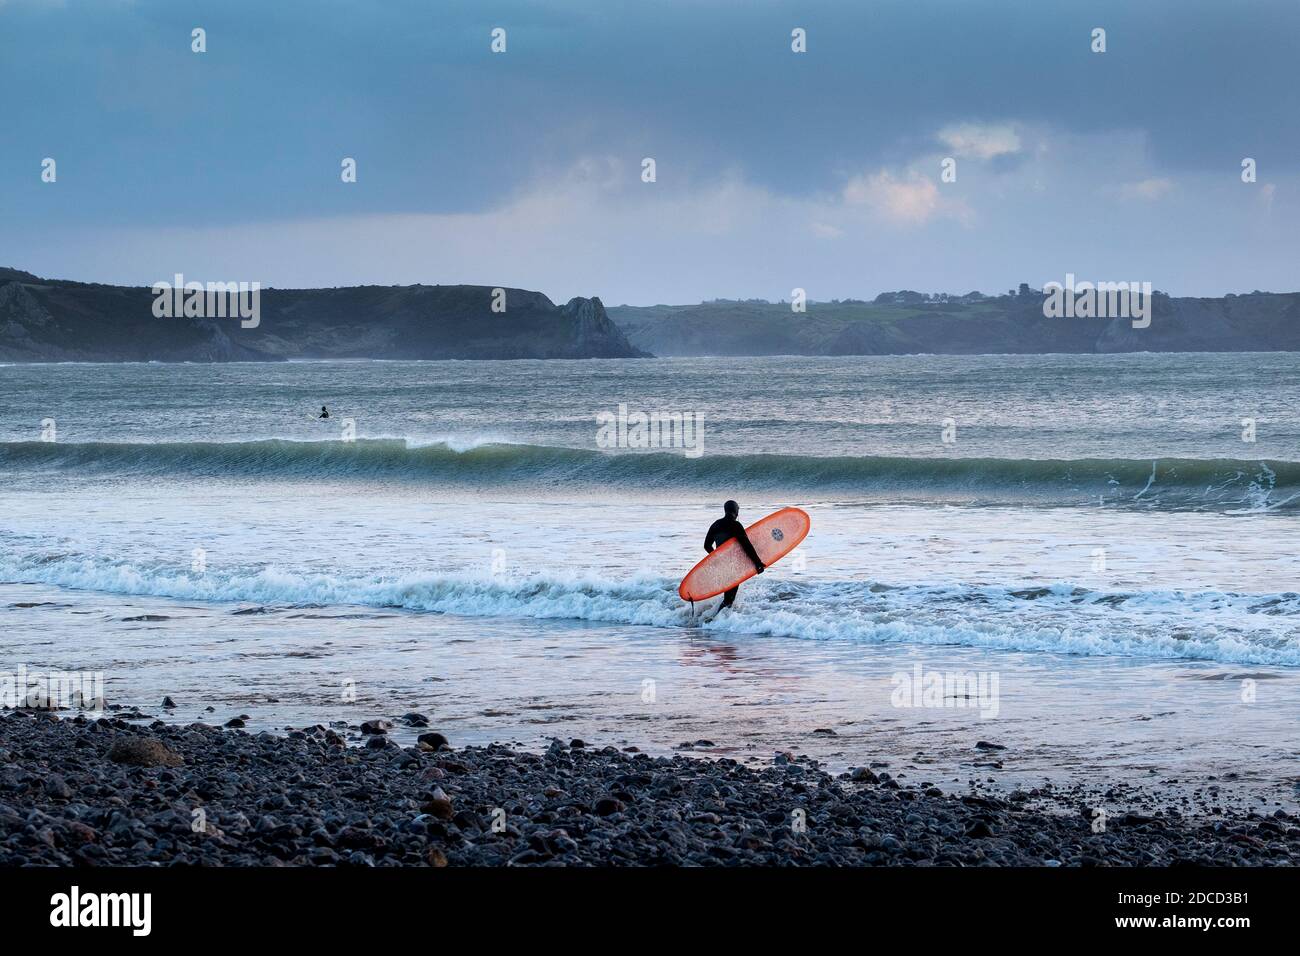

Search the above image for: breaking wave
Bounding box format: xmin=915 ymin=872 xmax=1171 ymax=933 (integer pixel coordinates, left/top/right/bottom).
xmin=1 ymin=438 xmax=1298 ymax=511
xmin=3 ymin=549 xmax=1300 ymax=666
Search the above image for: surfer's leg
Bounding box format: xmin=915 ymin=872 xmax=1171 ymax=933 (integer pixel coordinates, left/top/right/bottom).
xmin=720 ymin=586 xmax=738 ymax=609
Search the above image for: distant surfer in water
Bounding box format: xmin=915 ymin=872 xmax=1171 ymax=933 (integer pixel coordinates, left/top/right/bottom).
xmin=704 ymin=500 xmax=764 ymax=610
xmin=318 ymin=406 xmax=330 ymax=419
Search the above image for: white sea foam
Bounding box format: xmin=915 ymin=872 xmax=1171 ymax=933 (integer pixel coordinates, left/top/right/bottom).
xmin=5 ymin=551 xmax=1299 ymax=667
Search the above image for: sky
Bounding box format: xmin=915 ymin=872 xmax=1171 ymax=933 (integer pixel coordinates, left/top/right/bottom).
xmin=1 ymin=0 xmax=1296 ymax=304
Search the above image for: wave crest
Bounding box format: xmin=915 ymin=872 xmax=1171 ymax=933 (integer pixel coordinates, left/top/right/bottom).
xmin=1 ymin=438 xmax=1297 ymax=510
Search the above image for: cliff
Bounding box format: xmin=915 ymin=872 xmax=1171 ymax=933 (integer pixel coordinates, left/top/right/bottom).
xmin=0 ymin=270 xmax=646 ymax=362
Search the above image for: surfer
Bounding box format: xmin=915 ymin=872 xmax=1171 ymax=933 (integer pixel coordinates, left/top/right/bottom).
xmin=318 ymin=406 xmax=330 ymax=419
xmin=704 ymin=500 xmax=765 ymax=610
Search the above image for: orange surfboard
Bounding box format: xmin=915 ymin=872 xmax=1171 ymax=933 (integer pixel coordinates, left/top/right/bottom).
xmin=678 ymin=507 xmax=810 ymax=602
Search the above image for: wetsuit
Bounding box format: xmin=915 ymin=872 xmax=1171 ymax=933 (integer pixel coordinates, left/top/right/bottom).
xmin=704 ymin=516 xmax=763 ymax=608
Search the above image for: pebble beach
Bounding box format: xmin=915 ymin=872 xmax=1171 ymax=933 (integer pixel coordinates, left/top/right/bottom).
xmin=3 ymin=710 xmax=1297 ymax=867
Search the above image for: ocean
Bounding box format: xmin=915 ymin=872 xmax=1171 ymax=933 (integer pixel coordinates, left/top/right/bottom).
xmin=3 ymin=354 xmax=1299 ymax=810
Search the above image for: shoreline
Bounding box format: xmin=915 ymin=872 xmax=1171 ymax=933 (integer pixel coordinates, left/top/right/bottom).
xmin=2 ymin=710 xmax=1296 ymax=867
xmin=7 ymin=577 xmax=1299 ymax=819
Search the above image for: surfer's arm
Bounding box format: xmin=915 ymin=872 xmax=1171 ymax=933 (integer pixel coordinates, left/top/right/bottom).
xmin=703 ymin=519 xmax=721 ymax=552
xmin=735 ymin=529 xmax=764 ymax=571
